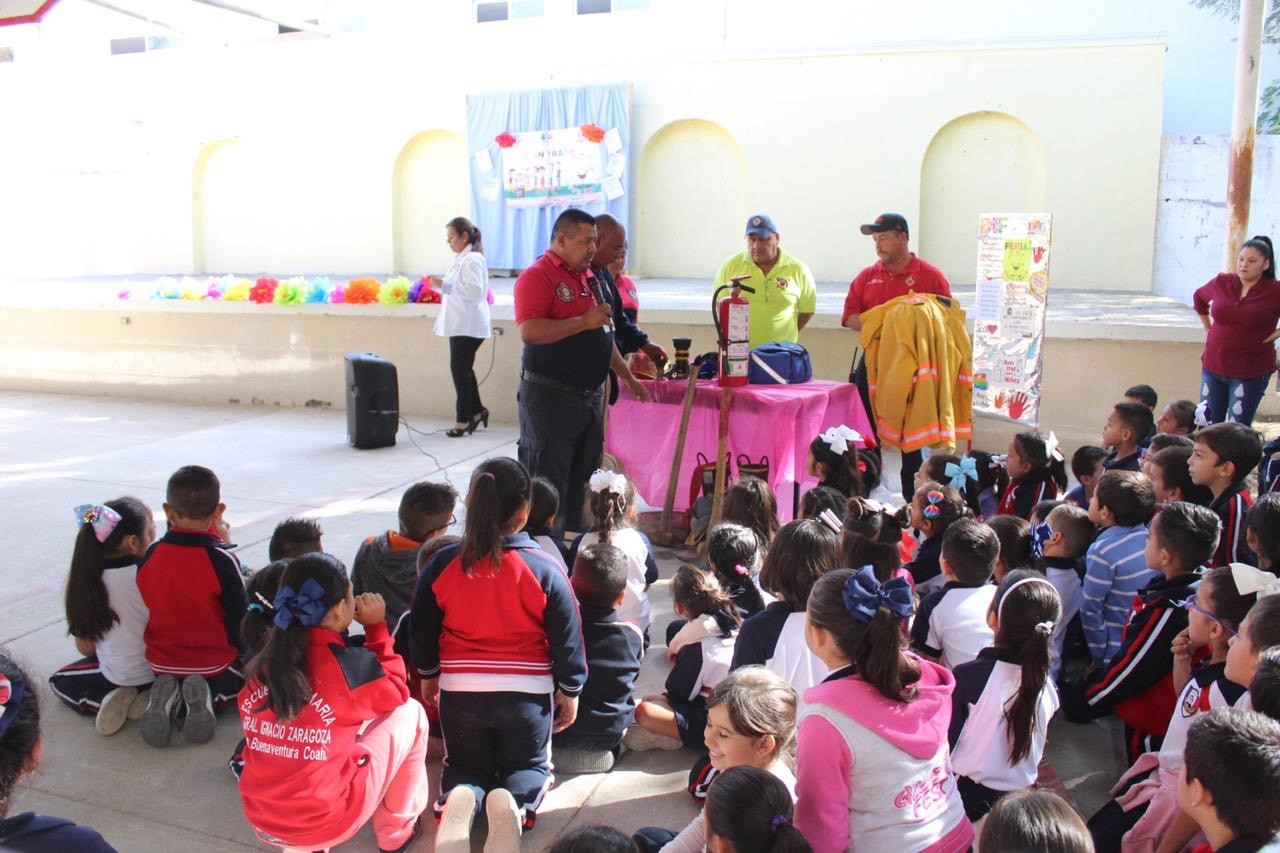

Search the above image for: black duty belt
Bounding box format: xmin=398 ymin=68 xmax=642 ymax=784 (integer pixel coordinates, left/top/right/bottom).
xmin=520 ymin=370 xmax=597 ymax=397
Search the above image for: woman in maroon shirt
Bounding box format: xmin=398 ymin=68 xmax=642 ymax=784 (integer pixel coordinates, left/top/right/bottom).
xmin=1193 ymin=235 xmax=1279 ymax=426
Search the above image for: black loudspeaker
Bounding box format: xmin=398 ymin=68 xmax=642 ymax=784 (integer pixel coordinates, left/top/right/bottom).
xmin=345 ymin=352 xmax=399 ymax=449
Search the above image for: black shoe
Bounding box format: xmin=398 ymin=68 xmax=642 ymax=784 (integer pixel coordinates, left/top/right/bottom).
xmin=139 ymin=675 xmax=181 ymax=748
xmin=445 ymin=427 xmax=468 ymax=438
xmin=465 ymin=408 xmax=490 ymax=435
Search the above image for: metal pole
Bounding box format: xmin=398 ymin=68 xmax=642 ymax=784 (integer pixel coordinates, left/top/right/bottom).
xmin=1223 ymin=0 xmax=1267 ymax=271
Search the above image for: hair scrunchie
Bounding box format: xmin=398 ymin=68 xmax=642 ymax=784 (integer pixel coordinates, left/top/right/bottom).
xmin=770 ymin=814 xmax=789 ymax=831
xmin=0 ymin=673 xmax=25 ymax=739
xmin=923 ymin=489 xmax=945 ymax=520
xmin=842 ymin=566 xmax=914 ymax=622
xmin=272 ymin=578 xmax=330 ymax=630
xmin=73 ymin=503 xmax=122 ymax=543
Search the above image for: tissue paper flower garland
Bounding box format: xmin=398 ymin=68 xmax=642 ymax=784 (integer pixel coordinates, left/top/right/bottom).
xmin=116 ymin=274 xmax=458 ymax=308
xmin=343 ymin=277 xmax=380 ymax=304
xmin=378 ymin=276 xmax=411 ymax=306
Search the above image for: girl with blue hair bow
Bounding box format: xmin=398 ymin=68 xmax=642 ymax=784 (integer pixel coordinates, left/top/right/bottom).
xmin=236 ymin=553 xmax=430 ymax=853
xmin=794 ymin=567 xmax=973 ymax=852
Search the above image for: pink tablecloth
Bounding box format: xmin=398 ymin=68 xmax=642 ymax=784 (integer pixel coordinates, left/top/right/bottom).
xmin=604 ymin=379 xmax=874 ymax=522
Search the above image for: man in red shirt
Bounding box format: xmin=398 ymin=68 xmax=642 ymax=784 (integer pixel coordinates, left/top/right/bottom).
xmin=842 ymin=213 xmax=952 ymax=498
xmin=514 ymin=209 xmax=649 ymax=534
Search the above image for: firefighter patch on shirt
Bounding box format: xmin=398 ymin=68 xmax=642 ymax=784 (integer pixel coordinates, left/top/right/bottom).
xmin=906 ymin=275 xmax=917 ymax=287
xmin=555 ymin=283 xmax=575 ymax=303
xmin=777 ymin=277 xmax=789 ymax=290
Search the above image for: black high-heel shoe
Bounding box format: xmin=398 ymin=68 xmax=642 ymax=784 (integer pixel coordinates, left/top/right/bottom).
xmin=464 ymin=408 xmax=490 ymax=435
xmin=445 ymin=423 xmax=468 ymax=438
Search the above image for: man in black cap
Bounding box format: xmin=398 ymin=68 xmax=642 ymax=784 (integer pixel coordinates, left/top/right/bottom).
xmin=713 ymin=213 xmax=817 ymax=349
xmin=842 ymin=213 xmax=952 ymax=498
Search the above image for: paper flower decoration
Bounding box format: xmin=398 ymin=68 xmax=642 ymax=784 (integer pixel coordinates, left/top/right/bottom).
xmin=495 ymin=132 xmax=516 ymax=149
xmin=305 ymin=277 xmax=330 ymax=303
xmin=273 ymin=277 xmax=307 ymax=306
xmin=223 ymin=279 xmax=252 ymax=302
xmin=205 ymin=282 xmax=224 ymax=300
xmin=379 ymin=275 xmax=411 ymax=306
xmin=343 ymin=277 xmax=380 ymax=304
xmin=117 ymin=289 xmax=131 ymax=300
xmin=328 ymin=283 xmax=346 ymax=303
xmin=580 ymin=123 xmax=606 ymax=143
xmin=181 ymin=287 xmax=204 ymax=300
xmin=250 ymin=277 xmax=278 ymax=304
xmin=152 ymin=278 xmax=182 ymax=299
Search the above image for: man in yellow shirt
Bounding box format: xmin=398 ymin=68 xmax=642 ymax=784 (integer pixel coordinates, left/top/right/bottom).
xmin=713 ymin=214 xmax=817 ymax=349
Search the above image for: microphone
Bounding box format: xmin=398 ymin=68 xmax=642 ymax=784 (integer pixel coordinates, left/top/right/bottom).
xmin=587 ymin=275 xmax=614 ymax=331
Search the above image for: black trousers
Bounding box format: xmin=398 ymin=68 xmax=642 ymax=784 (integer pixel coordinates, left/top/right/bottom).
xmin=517 ymin=379 xmax=604 ymax=535
xmin=851 ymin=350 xmax=920 ymax=498
xmin=449 ymin=335 xmax=485 ymax=424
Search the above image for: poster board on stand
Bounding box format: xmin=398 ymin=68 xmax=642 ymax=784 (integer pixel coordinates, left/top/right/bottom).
xmin=970 ymin=213 xmax=1052 ymax=426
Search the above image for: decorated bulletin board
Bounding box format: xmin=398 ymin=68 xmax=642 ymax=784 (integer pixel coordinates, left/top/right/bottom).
xmin=970 ymin=213 xmax=1052 ymax=426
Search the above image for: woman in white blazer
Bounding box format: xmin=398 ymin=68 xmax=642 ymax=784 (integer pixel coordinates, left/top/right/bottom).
xmin=435 ymin=216 xmax=492 ymax=436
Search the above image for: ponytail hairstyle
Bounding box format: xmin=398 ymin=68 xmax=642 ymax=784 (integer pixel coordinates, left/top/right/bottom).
xmin=758 ymin=518 xmax=841 ymax=610
xmin=240 ymin=559 xmax=289 ymax=657
xmin=990 ymin=569 xmax=1062 ymax=764
xmin=65 ymin=497 xmax=153 ymax=642
xmin=446 ymin=216 xmax=483 ymax=255
xmin=921 ymin=452 xmax=984 ymax=517
xmin=587 ymin=469 xmax=633 ymax=546
xmin=809 ymin=433 xmax=865 ymax=499
xmin=807 ymin=567 xmax=920 ymax=702
xmin=462 ymin=457 xmax=532 ymax=572
xmin=800 ymin=485 xmax=847 ymax=521
xmin=245 ymin=553 xmax=350 ymax=720
xmin=912 ymin=481 xmax=970 ymax=537
xmin=707 ymin=522 xmax=765 ymax=614
xmin=1013 ymin=432 xmax=1069 ymax=492
xmin=1242 ymin=235 xmax=1275 ymax=281
xmin=968 ymin=449 xmax=1008 ymax=512
xmin=722 ymin=477 xmax=780 ymax=549
xmin=705 ymin=765 xmax=813 ymax=853
xmin=841 ymin=498 xmax=907 ymax=583
xmin=705 ymin=666 xmax=797 ymax=763
xmin=671 ymin=564 xmax=741 ymax=631
xmin=0 ymin=654 xmax=41 ymax=818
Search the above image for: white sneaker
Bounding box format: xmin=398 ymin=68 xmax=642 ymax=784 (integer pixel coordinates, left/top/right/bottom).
xmin=435 ymin=786 xmax=477 ymax=853
xmin=95 ymin=687 xmax=138 ymax=736
xmin=483 ymin=788 xmax=522 ymax=853
xmin=622 ymin=725 xmax=683 ymax=751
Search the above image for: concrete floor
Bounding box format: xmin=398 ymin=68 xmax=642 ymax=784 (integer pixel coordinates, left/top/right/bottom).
xmin=0 ymin=391 xmax=1124 ymax=851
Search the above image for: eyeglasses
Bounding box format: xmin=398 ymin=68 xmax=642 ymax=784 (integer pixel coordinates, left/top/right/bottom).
xmin=1176 ymin=593 xmax=1237 ymax=637
xmin=434 ymin=514 xmax=457 ymax=533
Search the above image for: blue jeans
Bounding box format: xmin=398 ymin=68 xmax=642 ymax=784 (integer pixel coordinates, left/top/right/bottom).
xmin=1201 ymin=368 xmax=1272 ymax=427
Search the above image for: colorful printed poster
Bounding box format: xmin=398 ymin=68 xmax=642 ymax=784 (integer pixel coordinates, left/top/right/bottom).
xmin=502 ymin=127 xmax=605 ymax=208
xmin=971 ymin=214 xmax=1052 ymax=426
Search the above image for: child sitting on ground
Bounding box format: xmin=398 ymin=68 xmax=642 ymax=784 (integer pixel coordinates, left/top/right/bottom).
xmin=1103 ymin=401 xmax=1154 ymax=473
xmin=632 ymin=667 xmax=797 ymax=853
xmin=49 ymin=499 xmax=155 ymax=736
xmin=266 ymin=517 xmax=323 ymax=562
xmin=569 ymin=469 xmax=659 ymax=639
xmin=799 ymin=485 xmax=846 ymax=521
xmin=1069 ymin=501 xmax=1219 ymax=763
xmin=1226 ymin=594 xmax=1280 ymax=705
xmin=553 ymin=544 xmax=643 ymax=773
xmin=968 ymin=448 xmax=1005 ymax=519
xmin=987 ymin=514 xmax=1034 ymax=583
xmin=796 ymin=568 xmax=974 ymax=851
xmin=226 ymin=558 xmax=290 ymax=781
xmin=807 ymin=425 xmax=867 ymax=499
xmin=632 ymin=566 xmax=740 ymax=751
xmin=1145 ymin=433 xmax=1196 ymax=469
xmin=999 ymin=431 xmax=1069 ymax=519
xmin=136 ymin=465 xmax=247 ymax=747
xmin=1082 ymin=470 xmax=1158 ymax=670
xmin=1126 ymin=383 xmax=1159 ymax=412
xmin=1149 ymin=445 xmax=1215 ymax=507
xmin=1246 ymin=493 xmax=1280 ymax=576
xmin=1089 ymin=565 xmax=1253 ymax=852
xmin=980 ymin=789 xmax=1095 ymax=853
xmin=0 ymin=655 xmax=117 ymax=851
xmin=1034 ymin=503 xmax=1098 ymax=678
xmin=413 ymin=459 xmax=586 ymax=847
xmin=840 ymin=497 xmax=913 ymax=587
xmin=911 ymin=518 xmax=999 ymax=669
xmin=1178 ymin=709 xmax=1280 ymax=853
xmin=721 ymin=477 xmax=780 ymax=551
xmin=524 ymin=475 xmax=570 ymax=572
xmin=707 ymin=522 xmax=769 ymax=619
xmin=732 ymin=518 xmax=841 ymax=697
xmin=903 ymin=482 xmax=969 ymax=595
xmin=949 ymin=571 xmax=1062 ymax=821
xmin=237 ymin=554 xmax=430 ymax=853
xmin=352 ymin=480 xmax=456 ymax=627
xmin=1156 ymin=399 xmax=1197 ymax=437
xmin=704 ymin=766 xmax=811 ymax=853
xmin=1065 ymin=445 xmax=1109 ymax=510
xmin=1190 ymin=422 xmax=1263 ymax=568
xmin=917 ymin=451 xmax=982 ymax=517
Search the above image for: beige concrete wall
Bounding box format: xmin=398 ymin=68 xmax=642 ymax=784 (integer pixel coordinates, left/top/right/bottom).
xmin=0 ymin=305 xmax=1205 ymax=464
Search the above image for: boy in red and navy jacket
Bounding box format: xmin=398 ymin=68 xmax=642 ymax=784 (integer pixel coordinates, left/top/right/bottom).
xmin=137 ymin=465 xmax=247 ymax=746
xmin=1189 ymin=423 xmax=1261 ymax=568
xmin=1064 ymin=502 xmax=1220 ymax=763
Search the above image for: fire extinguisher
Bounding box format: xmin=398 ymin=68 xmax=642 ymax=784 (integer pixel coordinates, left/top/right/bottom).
xmin=713 ymin=276 xmax=755 ymax=387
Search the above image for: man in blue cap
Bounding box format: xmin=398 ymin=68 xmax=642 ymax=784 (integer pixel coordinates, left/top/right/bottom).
xmin=712 ymin=214 xmax=817 ymax=349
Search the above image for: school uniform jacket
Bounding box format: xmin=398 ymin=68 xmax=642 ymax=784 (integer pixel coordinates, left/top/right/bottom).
xmin=555 ymin=603 xmax=643 ymax=745
xmin=1208 ymin=481 xmax=1255 ymax=569
xmin=731 ymin=601 xmax=829 ymax=699
xmin=410 ymin=534 xmax=586 ymax=697
xmin=910 ymin=582 xmax=997 ymax=670
xmin=860 ymin=293 xmax=974 ymax=452
xmin=350 ymin=530 xmax=421 ymax=628
xmin=238 ymin=621 xmax=409 ymax=848
xmin=0 ymin=813 xmax=116 ymax=852
xmin=1070 ymin=572 xmax=1201 ymax=737
xmin=568 ymin=528 xmax=658 ymax=631
xmin=136 ymin=529 xmax=247 ymax=677
xmin=666 ymin=610 xmax=737 ymax=704
xmin=904 ymin=534 xmax=944 ymax=588
xmin=997 ymin=469 xmax=1059 ymax=521
xmin=1103 ymin=450 xmax=1142 ymax=473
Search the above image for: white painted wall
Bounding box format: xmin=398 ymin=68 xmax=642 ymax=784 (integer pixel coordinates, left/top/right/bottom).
xmin=1154 ymin=135 xmax=1280 ymax=305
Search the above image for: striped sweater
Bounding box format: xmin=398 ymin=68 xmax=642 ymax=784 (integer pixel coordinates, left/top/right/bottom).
xmin=1082 ymin=524 xmax=1158 ymax=669
xmin=1207 ymin=482 xmax=1255 ymax=569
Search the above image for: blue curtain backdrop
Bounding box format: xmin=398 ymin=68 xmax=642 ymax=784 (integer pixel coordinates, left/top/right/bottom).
xmin=467 ymin=84 xmax=630 ymax=271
